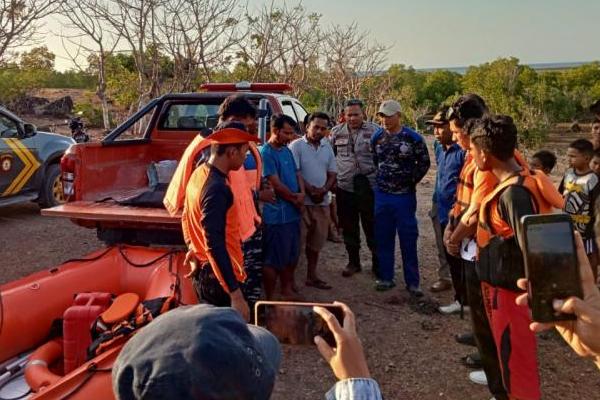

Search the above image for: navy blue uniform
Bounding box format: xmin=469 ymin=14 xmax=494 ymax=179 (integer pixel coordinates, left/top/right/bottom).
xmin=371 ymin=127 xmax=430 ymax=288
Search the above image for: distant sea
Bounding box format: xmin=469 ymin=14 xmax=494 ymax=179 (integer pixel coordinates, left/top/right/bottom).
xmin=418 ymin=61 xmax=594 ymax=75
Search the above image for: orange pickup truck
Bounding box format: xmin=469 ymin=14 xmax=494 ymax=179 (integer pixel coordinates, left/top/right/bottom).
xmin=43 ymin=82 xmax=309 ymax=245
xmin=0 ymin=83 xmax=309 ymax=399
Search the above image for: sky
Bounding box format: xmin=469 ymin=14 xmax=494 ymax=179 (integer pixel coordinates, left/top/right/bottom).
xmin=40 ymin=0 xmax=600 ymax=71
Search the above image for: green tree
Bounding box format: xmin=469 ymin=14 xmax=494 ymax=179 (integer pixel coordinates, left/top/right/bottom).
xmin=20 ymin=46 xmax=55 ymax=70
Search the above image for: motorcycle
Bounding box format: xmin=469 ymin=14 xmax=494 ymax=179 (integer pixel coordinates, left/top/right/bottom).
xmin=68 ymin=112 xmax=90 ymax=143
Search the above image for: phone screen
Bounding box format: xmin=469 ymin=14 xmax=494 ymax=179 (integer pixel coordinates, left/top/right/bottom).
xmin=255 ymin=302 xmax=344 ymax=346
xmin=524 ymin=216 xmax=582 ymax=322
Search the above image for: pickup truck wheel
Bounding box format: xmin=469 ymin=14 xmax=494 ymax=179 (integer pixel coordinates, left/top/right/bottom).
xmin=39 ymin=164 xmax=65 ymax=208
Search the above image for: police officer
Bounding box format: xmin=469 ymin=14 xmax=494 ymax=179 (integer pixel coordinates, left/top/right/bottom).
xmin=330 ymin=99 xmax=379 ymax=277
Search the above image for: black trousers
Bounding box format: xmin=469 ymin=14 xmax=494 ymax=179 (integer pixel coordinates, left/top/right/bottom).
xmin=336 ymin=186 xmax=376 ymax=261
xmin=192 ymin=264 xmax=259 ymax=319
xmin=464 ymin=259 xmax=508 ymax=400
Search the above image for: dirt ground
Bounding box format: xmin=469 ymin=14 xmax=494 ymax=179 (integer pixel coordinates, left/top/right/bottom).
xmin=2 ymin=137 xmax=600 ymax=399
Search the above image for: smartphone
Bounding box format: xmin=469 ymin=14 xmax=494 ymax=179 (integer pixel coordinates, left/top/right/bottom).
xmin=521 ymin=214 xmax=583 ymax=322
xmin=254 ymin=301 xmax=344 ymax=346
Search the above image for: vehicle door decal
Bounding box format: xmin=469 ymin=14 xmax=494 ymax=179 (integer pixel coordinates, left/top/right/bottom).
xmin=2 ymin=138 xmax=41 ymax=196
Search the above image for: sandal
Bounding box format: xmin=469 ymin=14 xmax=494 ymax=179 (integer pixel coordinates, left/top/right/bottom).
xmin=305 ymin=279 xmax=332 ymax=290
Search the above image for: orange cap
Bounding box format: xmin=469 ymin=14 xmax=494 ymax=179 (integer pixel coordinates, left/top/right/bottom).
xmin=206 ymin=128 xmax=260 ymax=145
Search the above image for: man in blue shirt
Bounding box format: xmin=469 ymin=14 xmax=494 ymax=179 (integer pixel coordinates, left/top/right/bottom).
xmin=260 ymin=114 xmax=305 ymax=300
xmin=371 ymin=100 xmax=430 ymax=296
xmin=427 ymin=108 xmax=467 ymax=314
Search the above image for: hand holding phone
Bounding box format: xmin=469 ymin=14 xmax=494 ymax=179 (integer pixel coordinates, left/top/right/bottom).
xmin=521 ymin=214 xmax=583 ymax=322
xmin=516 ymin=232 xmax=600 ymax=367
xmin=255 ymin=301 xmax=344 ymax=346
xmin=313 ymin=302 xmax=371 ymax=380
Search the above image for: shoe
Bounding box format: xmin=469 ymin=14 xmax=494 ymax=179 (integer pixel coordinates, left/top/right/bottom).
xmin=342 ymin=263 xmax=361 ymax=277
xmin=375 ymin=280 xmax=396 ymax=291
xmin=430 ymin=279 xmax=452 ymax=292
xmin=439 ymin=300 xmax=462 ymax=315
xmin=407 ymin=286 xmax=424 ymax=298
xmin=468 ymin=370 xmax=488 ymax=386
xmin=455 ymin=332 xmax=476 ymax=347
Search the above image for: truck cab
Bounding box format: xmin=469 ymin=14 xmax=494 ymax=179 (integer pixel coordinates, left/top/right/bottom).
xmin=43 ymin=83 xmax=308 ymax=245
xmin=0 ymin=106 xmax=74 ymax=208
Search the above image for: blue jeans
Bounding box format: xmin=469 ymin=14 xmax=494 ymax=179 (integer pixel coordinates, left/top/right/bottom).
xmin=374 ymin=190 xmax=419 ymax=288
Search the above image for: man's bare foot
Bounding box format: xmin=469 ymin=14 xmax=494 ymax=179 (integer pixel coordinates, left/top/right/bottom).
xmin=280 ymin=291 xmax=305 ymax=301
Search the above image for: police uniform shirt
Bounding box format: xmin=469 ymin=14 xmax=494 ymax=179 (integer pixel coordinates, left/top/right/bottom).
xmin=330 ymin=122 xmax=379 ymax=192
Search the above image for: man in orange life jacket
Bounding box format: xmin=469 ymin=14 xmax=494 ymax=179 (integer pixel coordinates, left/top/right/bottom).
xmin=166 ymin=95 xmax=275 ymax=316
xmin=182 ymin=122 xmax=259 ymax=322
xmin=471 ymin=115 xmax=545 ymax=400
xmin=443 ymin=95 xmax=508 ymax=398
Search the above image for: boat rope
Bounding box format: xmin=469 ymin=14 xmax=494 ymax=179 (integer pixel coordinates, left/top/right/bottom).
xmin=58 ymin=362 xmax=111 ymax=400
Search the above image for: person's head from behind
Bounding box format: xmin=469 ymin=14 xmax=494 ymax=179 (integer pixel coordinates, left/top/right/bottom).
xmin=211 ymin=122 xmax=255 ymax=171
xmin=590 ymin=149 xmax=600 ymax=176
xmin=447 ymin=94 xmax=488 ymax=150
xmin=530 ymin=150 xmax=557 ymax=175
xmin=567 ymin=139 xmax=594 ymax=172
xmin=306 ymin=112 xmax=330 ymax=143
xmin=376 ymin=99 xmax=402 ymax=132
xmin=591 ymin=118 xmax=600 ymax=145
xmin=344 ymin=99 xmax=365 ymax=130
xmin=469 ymin=115 xmax=518 ymax=172
xmin=218 ymin=95 xmax=257 ymax=135
xmin=270 ymin=114 xmax=298 ymax=147
xmin=426 ymin=106 xmax=452 ymax=146
xmin=112 ymin=305 xmax=281 ymax=400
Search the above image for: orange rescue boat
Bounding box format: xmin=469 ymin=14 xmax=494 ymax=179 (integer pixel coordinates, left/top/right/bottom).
xmin=0 ymin=245 xmax=196 ymax=399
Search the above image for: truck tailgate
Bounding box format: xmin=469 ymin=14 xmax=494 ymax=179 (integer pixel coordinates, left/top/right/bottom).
xmin=41 ymin=201 xmax=181 ymax=225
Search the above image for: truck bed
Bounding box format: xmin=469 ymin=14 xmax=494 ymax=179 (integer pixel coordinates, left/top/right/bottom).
xmin=41 ymin=201 xmax=181 ymax=225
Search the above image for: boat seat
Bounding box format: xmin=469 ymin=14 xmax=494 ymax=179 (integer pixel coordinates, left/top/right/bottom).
xmin=100 ymin=293 xmax=140 ymax=324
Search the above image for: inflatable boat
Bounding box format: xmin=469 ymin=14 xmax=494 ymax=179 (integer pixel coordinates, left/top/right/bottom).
xmin=0 ymin=245 xmax=196 ymax=399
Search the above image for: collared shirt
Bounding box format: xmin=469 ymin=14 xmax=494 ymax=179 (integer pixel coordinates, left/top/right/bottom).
xmin=260 ymin=143 xmax=301 ymax=225
xmin=330 ymin=121 xmax=380 ymax=192
xmin=325 ymin=378 xmax=383 ymax=400
xmin=371 ymin=126 xmax=430 ymax=194
xmin=433 ymin=141 xmax=465 ymax=226
xmin=289 ymin=136 xmax=337 ymax=206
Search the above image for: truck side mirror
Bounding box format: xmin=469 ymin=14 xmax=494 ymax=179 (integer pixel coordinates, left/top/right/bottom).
xmin=23 ymin=123 xmax=37 ymax=138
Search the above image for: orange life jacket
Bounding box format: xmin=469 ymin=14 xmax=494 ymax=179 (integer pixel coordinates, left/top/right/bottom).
xmin=164 ymin=135 xmax=262 ymax=241
xmin=451 ymin=153 xmax=476 ymax=222
xmin=476 ymin=169 xmax=555 ymax=290
xmin=182 ymin=164 xmax=246 ymax=292
xmin=88 ymin=295 xmax=177 ymax=358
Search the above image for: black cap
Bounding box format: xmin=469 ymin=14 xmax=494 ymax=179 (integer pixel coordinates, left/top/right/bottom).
xmin=112 ymin=305 xmax=281 ymax=400
xmin=425 ymin=110 xmax=449 ymax=126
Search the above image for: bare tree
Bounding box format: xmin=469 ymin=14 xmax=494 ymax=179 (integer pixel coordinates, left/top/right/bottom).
xmin=237 ymin=2 xmax=324 ymax=99
xmin=0 ymin=0 xmax=62 ymax=62
xmin=237 ymin=1 xmax=289 ymax=82
xmin=323 ymin=23 xmax=389 ymax=113
xmin=96 ymin=0 xmax=164 ymax=110
xmin=60 ymin=0 xmax=120 ymax=129
xmin=273 ymin=4 xmax=322 ymax=99
xmin=159 ymin=0 xmax=242 ymax=90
